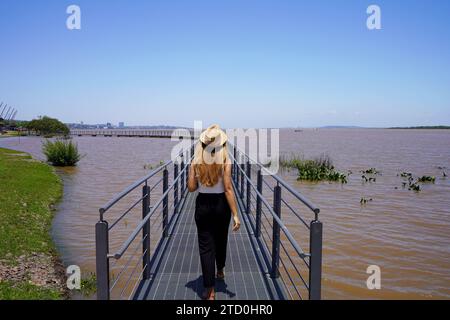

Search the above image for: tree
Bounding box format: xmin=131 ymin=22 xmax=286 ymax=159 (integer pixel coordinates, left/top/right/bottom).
xmin=25 ymin=116 xmax=69 ymax=136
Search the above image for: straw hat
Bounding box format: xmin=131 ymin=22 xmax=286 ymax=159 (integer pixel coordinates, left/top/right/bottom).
xmin=199 ymin=124 xmax=228 ymax=148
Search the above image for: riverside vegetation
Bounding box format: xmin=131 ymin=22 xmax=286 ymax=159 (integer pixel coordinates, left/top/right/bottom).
xmin=25 ymin=116 xmax=70 ymax=138
xmin=0 ymin=148 xmax=66 ymax=299
xmin=42 ymin=139 xmax=82 ymax=166
xmin=278 ymin=152 xmax=445 ymax=206
xmin=279 ymin=153 xmax=348 ymax=183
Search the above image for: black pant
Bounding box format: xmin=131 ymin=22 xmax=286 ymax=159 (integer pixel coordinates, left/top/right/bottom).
xmin=195 ymin=192 xmax=232 ymax=288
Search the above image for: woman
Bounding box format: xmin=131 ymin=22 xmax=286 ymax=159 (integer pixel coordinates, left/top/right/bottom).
xmin=188 ymin=124 xmax=241 ymax=300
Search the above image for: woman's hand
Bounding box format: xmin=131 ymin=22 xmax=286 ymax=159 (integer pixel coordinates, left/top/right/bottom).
xmin=232 ymin=214 xmax=241 ymax=232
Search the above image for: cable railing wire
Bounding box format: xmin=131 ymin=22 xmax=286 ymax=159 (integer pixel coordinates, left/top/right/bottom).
xmin=110 ymin=233 xmax=148 ymax=291
xmin=108 ymin=193 xmax=148 ymax=231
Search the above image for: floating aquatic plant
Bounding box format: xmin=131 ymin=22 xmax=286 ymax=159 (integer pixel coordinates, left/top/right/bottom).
xmin=417 ymin=176 xmax=436 ymax=183
xmin=361 ymin=174 xmax=376 ymax=183
xmin=408 ymin=182 xmax=420 ymax=192
xmin=144 ymin=160 xmax=164 ymax=170
xmin=280 ymin=153 xmax=348 ymax=183
xmin=360 ymin=197 xmax=373 ymax=205
xmin=400 ymin=172 xmax=413 ymax=178
xmin=361 ymin=168 xmax=381 ymax=175
xmin=399 ymin=172 xmax=423 ymax=192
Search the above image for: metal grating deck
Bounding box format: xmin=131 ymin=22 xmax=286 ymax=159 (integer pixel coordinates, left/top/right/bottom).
xmin=134 ymin=191 xmax=285 ymax=300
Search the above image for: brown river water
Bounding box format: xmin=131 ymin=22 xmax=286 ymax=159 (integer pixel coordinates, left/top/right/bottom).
xmin=1 ymin=128 xmax=449 ymax=299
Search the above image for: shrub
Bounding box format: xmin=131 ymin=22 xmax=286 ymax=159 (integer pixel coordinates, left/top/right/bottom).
xmin=42 ymin=139 xmax=81 ymax=166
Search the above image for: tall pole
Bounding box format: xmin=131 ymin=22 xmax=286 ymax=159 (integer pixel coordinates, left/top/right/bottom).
xmin=4 ymin=106 xmax=12 ymax=120
xmin=0 ymin=103 xmax=5 ymax=118
xmin=1 ymin=105 xmax=9 ymax=119
xmin=8 ymin=109 xmax=16 ymax=121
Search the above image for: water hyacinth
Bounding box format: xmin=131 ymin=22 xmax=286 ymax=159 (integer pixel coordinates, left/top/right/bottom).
xmin=280 ymin=153 xmax=348 ymax=183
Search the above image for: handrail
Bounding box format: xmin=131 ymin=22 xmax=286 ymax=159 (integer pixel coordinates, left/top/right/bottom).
xmin=229 ymin=142 xmax=320 ymax=216
xmin=99 ymin=146 xmax=192 ymax=217
xmin=108 ymin=192 xmax=148 ymax=231
xmin=109 ymin=158 xmax=191 ymax=259
xmin=229 ymin=144 xmax=323 ymax=300
xmin=229 ymin=151 xmax=309 ymax=259
xmin=99 ymin=160 xmax=171 ymax=217
xmin=95 ymin=141 xmax=195 ymax=300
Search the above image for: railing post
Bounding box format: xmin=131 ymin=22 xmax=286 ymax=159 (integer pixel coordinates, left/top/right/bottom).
xmin=255 ymin=170 xmax=262 ymax=238
xmin=271 ymin=185 xmax=281 ymax=278
xmin=142 ymin=185 xmax=151 ymax=280
xmin=233 ymin=146 xmax=237 ymax=180
xmin=174 ymin=163 xmax=179 ymax=214
xmin=95 ymin=220 xmax=110 ymax=300
xmin=309 ymin=219 xmax=323 ymax=300
xmin=240 ymin=163 xmax=245 ymax=199
xmin=181 ymin=158 xmax=185 ymax=194
xmin=185 ymin=162 xmax=189 ymax=190
xmin=235 ymin=155 xmax=239 ymax=184
xmin=246 ymin=161 xmax=251 ymax=214
xmin=163 ymin=168 xmax=169 ymax=237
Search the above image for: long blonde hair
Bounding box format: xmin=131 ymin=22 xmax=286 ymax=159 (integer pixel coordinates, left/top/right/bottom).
xmin=192 ymin=141 xmax=229 ymax=187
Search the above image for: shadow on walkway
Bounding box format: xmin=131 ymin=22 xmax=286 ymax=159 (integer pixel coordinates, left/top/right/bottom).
xmin=185 ymin=276 xmax=236 ymax=299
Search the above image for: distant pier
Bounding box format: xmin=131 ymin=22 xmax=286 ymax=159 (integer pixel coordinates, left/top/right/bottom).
xmin=70 ymin=129 xmax=195 ymax=139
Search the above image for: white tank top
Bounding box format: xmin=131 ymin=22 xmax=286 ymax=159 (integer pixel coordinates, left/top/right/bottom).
xmin=198 ymin=176 xmax=225 ymax=194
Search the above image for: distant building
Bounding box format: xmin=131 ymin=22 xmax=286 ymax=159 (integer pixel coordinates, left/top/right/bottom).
xmin=118 ymin=122 xmax=125 ymax=128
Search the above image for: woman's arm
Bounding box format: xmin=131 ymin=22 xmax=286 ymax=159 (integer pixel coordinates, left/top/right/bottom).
xmin=223 ymin=164 xmax=241 ymax=231
xmin=188 ymin=164 xmax=198 ymax=192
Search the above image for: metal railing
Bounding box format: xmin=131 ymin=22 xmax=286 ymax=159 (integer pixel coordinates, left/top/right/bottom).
xmin=230 ymin=144 xmax=322 ymax=300
xmin=95 ymin=141 xmax=322 ymax=300
xmin=95 ymin=143 xmax=195 ymax=300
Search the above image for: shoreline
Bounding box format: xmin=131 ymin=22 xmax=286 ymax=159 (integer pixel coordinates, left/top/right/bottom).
xmin=0 ymin=147 xmax=68 ymax=299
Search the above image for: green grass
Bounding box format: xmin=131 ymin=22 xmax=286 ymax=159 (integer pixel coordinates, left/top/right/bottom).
xmin=0 ymin=281 xmax=61 ymax=300
xmin=3 ymin=131 xmax=28 ymax=137
xmin=78 ymin=273 xmax=97 ymax=297
xmin=0 ymin=147 xmax=64 ymax=299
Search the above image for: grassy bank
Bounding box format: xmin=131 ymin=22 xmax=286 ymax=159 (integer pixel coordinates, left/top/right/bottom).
xmin=0 ymin=147 xmax=65 ymax=299
xmin=0 ymin=131 xmax=27 ymax=137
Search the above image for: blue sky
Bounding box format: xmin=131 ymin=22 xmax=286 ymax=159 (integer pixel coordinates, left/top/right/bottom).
xmin=1 ymin=0 xmax=449 ymax=128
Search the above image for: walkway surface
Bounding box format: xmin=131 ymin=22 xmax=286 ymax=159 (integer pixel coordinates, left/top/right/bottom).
xmin=134 ymin=191 xmax=284 ymax=300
